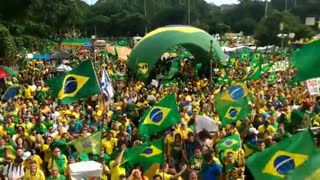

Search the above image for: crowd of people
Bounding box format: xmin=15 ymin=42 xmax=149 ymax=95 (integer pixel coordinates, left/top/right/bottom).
xmin=0 ymin=42 xmax=319 ymax=180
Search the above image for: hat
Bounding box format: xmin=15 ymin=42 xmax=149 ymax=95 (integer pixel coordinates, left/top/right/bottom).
xmin=22 ymin=151 xmax=31 ymax=160
xmin=249 ymin=127 xmax=259 ymax=134
xmin=262 ymin=113 xmax=270 ymax=119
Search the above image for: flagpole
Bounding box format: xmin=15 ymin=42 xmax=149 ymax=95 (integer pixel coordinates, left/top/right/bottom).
xmin=99 ymin=93 xmax=106 ymax=163
xmin=209 ymin=40 xmax=213 ymax=90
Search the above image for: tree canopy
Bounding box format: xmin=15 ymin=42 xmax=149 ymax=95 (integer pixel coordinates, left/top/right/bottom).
xmin=0 ymin=0 xmax=319 ymax=64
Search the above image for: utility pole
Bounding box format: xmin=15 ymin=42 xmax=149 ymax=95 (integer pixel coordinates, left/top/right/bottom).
xmin=264 ymin=0 xmax=268 ymax=17
xmin=144 ymin=0 xmax=148 ymax=34
xmin=188 ymin=0 xmax=191 ymax=25
xmin=285 ymin=0 xmax=288 ymax=11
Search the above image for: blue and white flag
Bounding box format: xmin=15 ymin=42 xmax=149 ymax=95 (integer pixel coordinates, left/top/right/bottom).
xmin=101 ymin=69 xmax=114 ymax=99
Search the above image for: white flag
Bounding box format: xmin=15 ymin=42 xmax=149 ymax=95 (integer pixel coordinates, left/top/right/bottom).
xmin=101 ymin=69 xmax=114 ymax=99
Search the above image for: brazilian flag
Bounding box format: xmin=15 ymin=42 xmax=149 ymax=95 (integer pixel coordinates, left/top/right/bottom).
xmin=286 ymin=151 xmax=320 ymax=180
xmin=124 ymin=138 xmax=164 ymax=168
xmin=247 ymin=130 xmax=317 ymax=180
xmin=217 ymin=135 xmax=241 ymax=151
xmin=229 ymin=52 xmax=237 ymax=68
xmin=46 ymin=60 xmax=100 ymax=104
xmin=215 ymin=83 xmax=250 ymax=126
xmin=237 ymin=48 xmax=250 ymax=62
xmin=243 ymin=142 xmax=259 ymax=158
xmin=243 ymin=59 xmax=262 ymax=80
xmin=250 ymin=51 xmax=262 ymax=66
xmin=69 ymin=131 xmax=102 ymax=155
xmin=139 ymin=94 xmax=180 ymax=139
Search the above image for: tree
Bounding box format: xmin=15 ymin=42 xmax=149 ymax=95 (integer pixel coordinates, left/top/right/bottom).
xmin=0 ymin=24 xmax=17 ymax=65
xmin=254 ymin=10 xmax=315 ymax=46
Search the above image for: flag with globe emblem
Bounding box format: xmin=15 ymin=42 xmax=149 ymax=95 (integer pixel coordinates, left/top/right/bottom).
xmin=285 ymin=151 xmax=320 ymax=180
xmin=70 ymin=131 xmax=102 ymax=155
xmin=46 ymin=60 xmax=100 ymax=104
xmin=247 ymin=130 xmax=317 ymax=180
xmin=215 ymin=82 xmax=250 ymax=126
xmin=139 ymin=93 xmax=180 ymax=138
xmin=124 ymin=138 xmax=164 ymax=167
xmin=217 ymin=135 xmax=241 ymax=151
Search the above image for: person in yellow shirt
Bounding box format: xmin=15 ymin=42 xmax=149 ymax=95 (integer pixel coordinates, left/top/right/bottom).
xmin=110 ymin=144 xmax=126 ymax=180
xmin=155 ymin=163 xmax=187 ymax=180
xmin=176 ymin=121 xmax=192 ymax=140
xmin=23 ymin=159 xmax=45 ymax=180
xmin=164 ymin=128 xmax=175 ymax=153
xmin=102 ymin=131 xmax=118 ymax=155
xmin=258 ymin=120 xmax=277 ymax=139
xmin=24 ymin=85 xmax=33 ymax=100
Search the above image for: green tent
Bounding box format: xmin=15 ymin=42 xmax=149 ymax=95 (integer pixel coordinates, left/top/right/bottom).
xmin=128 ymin=25 xmax=225 ymax=79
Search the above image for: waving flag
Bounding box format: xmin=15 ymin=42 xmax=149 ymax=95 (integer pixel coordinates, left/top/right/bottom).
xmin=219 ymin=82 xmax=248 ymax=102
xmin=247 ymin=130 xmax=317 ymax=179
xmin=70 ymin=131 xmax=102 ymax=155
xmin=101 ymin=69 xmax=114 ymax=99
xmin=215 ymin=82 xmax=250 ymax=126
xmin=217 ymin=135 xmax=241 ymax=151
xmin=139 ymin=94 xmax=180 ymax=139
xmin=124 ymin=138 xmax=164 ymax=168
xmin=286 ymin=151 xmax=320 ymax=180
xmin=46 ymin=60 xmax=100 ymax=104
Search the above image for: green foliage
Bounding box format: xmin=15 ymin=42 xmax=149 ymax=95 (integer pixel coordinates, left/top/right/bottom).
xmin=0 ymin=0 xmax=319 ymax=50
xmin=0 ymin=24 xmax=17 ymax=65
xmin=254 ymin=10 xmax=316 ymax=46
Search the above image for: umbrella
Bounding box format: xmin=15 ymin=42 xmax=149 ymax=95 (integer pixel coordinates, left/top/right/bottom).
xmin=0 ymin=66 xmax=18 ymax=79
xmin=51 ymin=51 xmax=71 ymax=60
xmin=2 ymin=85 xmax=19 ymax=100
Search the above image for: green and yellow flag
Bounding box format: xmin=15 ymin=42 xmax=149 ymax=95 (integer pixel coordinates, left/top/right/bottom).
xmin=217 ymin=135 xmax=241 ymax=151
xmin=250 ymin=51 xmax=262 ymax=66
xmin=243 ymin=142 xmax=259 ymax=158
xmin=124 ymin=138 xmax=164 ymax=168
xmin=46 ymin=60 xmax=100 ymax=104
xmin=215 ymin=83 xmax=250 ymax=126
xmin=247 ymin=130 xmax=317 ymax=180
xmin=139 ymin=94 xmax=180 ymax=139
xmin=286 ymin=151 xmax=320 ymax=180
xmin=243 ymin=59 xmax=262 ymax=80
xmin=237 ymin=48 xmax=250 ymax=62
xmin=70 ymin=131 xmax=102 ymax=155
xmin=218 ymin=82 xmax=248 ymax=102
xmin=290 ymin=40 xmax=320 ymax=83
xmin=229 ymin=52 xmax=237 ymax=68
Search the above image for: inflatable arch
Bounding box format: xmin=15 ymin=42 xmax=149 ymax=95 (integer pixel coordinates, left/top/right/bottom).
xmin=128 ymin=25 xmax=226 ymax=77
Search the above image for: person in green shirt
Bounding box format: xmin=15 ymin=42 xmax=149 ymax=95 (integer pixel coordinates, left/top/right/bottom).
xmin=47 ymin=166 xmax=66 ymax=180
xmin=188 ymin=148 xmax=203 ymax=173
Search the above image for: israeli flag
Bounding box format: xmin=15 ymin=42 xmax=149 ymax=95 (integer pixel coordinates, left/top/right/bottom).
xmin=101 ymin=69 xmax=114 ymax=99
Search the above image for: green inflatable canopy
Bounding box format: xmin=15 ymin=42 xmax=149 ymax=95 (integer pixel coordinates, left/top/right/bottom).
xmin=128 ymin=25 xmax=225 ymax=76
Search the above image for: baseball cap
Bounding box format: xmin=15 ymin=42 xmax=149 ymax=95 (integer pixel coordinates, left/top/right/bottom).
xmin=249 ymin=127 xmax=259 ymax=134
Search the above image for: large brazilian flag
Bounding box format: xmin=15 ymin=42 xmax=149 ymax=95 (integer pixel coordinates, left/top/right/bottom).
xmin=128 ymin=25 xmax=225 ymax=79
xmin=46 ymin=60 xmax=100 ymax=104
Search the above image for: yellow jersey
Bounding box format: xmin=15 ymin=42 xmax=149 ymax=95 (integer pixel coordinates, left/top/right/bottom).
xmin=23 ymin=168 xmax=45 ymax=180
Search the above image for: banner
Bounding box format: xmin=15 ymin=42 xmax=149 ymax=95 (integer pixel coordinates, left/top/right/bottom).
xmin=247 ymin=60 xmax=289 ymax=72
xmin=306 ymin=78 xmax=320 ymax=95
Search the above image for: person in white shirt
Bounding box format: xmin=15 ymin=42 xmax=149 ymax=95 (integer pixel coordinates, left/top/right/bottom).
xmin=2 ymin=156 xmax=25 ymax=180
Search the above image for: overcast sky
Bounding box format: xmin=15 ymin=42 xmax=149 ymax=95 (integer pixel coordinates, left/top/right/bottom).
xmin=83 ymin=0 xmax=239 ymax=6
